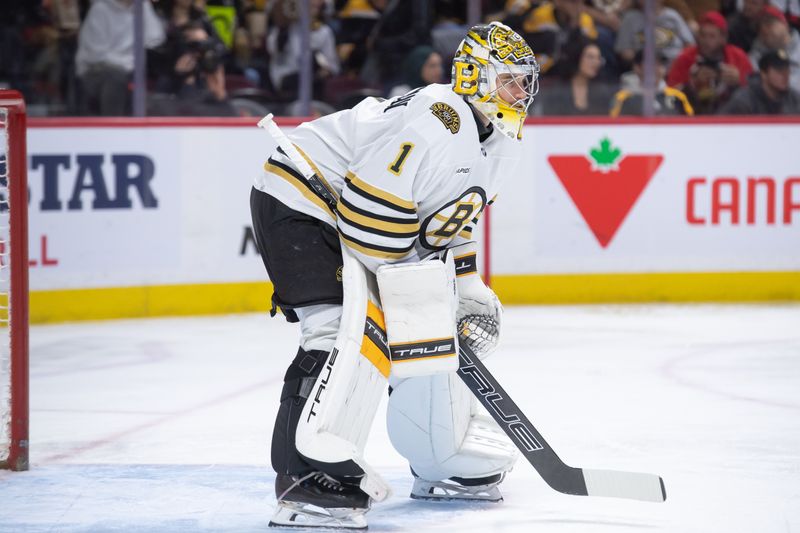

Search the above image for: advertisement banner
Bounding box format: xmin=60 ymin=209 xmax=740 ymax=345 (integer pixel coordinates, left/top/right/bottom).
xmin=493 ymin=122 xmax=800 ymax=275
xmin=24 ymin=118 xmax=800 ymax=319
xmin=28 ymin=124 xmax=273 ymax=291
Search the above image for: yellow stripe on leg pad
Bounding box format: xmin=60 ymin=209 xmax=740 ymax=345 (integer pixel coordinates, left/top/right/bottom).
xmin=361 ymin=300 xmax=390 ymax=377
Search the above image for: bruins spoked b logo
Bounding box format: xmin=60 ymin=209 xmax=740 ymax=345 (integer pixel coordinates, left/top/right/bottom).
xmin=420 ymin=187 xmax=487 ymax=250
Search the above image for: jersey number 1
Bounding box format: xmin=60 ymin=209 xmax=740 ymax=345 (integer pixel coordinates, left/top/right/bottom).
xmin=388 ymin=143 xmax=414 ymax=176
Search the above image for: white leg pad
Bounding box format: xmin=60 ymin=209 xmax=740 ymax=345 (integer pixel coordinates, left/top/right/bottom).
xmin=295 ymin=245 xmax=392 ymax=502
xmin=387 ymin=372 xmax=519 ymax=482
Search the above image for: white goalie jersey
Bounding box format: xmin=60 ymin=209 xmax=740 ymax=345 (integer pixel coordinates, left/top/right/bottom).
xmin=254 ymin=83 xmax=522 ymax=271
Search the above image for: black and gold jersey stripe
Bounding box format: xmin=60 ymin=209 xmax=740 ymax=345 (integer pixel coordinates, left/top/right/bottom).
xmin=338 ymin=229 xmax=416 ymax=259
xmin=337 ymin=210 xmax=419 ymax=239
xmin=337 ymin=196 xmax=420 ymax=238
xmin=344 ymin=172 xmax=417 ymax=215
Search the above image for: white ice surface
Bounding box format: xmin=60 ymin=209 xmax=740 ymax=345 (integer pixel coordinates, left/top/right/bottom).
xmin=1 ymin=304 xmax=799 ymax=532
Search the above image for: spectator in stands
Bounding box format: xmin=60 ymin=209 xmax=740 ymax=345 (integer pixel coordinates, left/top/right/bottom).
xmin=0 ymin=2 xmax=29 ymax=96
xmin=664 ymin=0 xmax=699 ymax=34
xmin=762 ymin=0 xmax=800 ymax=29
xmin=488 ymin=0 xmax=533 ymax=25
xmin=387 ymin=45 xmax=443 ymax=97
xmin=266 ymin=0 xmax=340 ymax=99
xmin=728 ymin=0 xmax=768 ymax=51
xmin=152 ymin=0 xmax=221 ymax=92
xmin=322 ymin=45 xmax=380 ymax=109
xmin=430 ymin=1 xmax=468 ymax=68
xmin=159 ymin=0 xmax=216 ymax=38
xmin=582 ymin=0 xmax=632 ymax=78
xmin=364 ymin=0 xmax=434 ymax=87
xmin=541 ymin=37 xmax=617 ymax=114
xmin=75 ymin=0 xmax=166 ymax=115
xmin=610 ymin=49 xmax=694 ymax=115
xmin=721 ymin=48 xmax=800 ymax=112
xmin=151 ymin=22 xmax=237 ymax=116
xmin=667 ymin=11 xmax=752 ymax=113
xmin=333 ymin=0 xmax=383 ymax=73
xmin=520 ymin=0 xmax=598 ymax=73
xmin=749 ymin=6 xmax=800 ymax=89
xmin=24 ymin=9 xmax=62 ymax=111
xmin=49 ymin=0 xmax=82 ymax=114
xmin=615 ymin=0 xmax=695 ymax=67
xmin=241 ymin=0 xmax=269 ymax=50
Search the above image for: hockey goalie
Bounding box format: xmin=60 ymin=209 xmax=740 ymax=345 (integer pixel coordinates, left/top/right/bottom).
xmin=249 ymin=22 xmax=540 ymax=529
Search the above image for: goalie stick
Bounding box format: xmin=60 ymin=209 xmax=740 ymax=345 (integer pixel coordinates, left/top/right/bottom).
xmin=257 ymin=114 xmax=338 ymax=210
xmin=457 ymin=344 xmax=667 ymax=503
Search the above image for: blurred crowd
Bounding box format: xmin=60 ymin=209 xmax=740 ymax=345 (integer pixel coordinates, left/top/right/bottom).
xmin=2 ymin=0 xmax=799 ymax=117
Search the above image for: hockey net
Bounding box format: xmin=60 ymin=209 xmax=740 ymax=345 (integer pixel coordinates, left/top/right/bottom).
xmin=0 ymin=90 xmax=29 ymax=471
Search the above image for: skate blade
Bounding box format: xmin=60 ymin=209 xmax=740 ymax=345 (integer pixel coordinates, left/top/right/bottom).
xmin=269 ymin=500 xmax=368 ymax=530
xmin=410 ymin=479 xmax=503 ymax=503
xmin=409 ymin=492 xmax=503 ymax=503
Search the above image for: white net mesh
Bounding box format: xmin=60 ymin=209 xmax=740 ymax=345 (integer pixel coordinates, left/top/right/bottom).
xmin=0 ymin=107 xmax=10 ymax=459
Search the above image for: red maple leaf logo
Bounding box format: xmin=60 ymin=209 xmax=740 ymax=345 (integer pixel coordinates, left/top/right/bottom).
xmin=548 ymin=138 xmax=663 ymax=248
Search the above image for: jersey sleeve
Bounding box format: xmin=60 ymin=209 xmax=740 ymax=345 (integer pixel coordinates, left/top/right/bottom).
xmin=336 ymin=124 xmax=431 ymax=272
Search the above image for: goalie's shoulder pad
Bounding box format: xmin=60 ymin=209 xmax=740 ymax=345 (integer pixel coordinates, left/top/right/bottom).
xmin=403 ymin=85 xmax=478 ymax=150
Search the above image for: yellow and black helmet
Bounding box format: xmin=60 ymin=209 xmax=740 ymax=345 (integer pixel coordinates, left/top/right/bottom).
xmin=452 ymin=22 xmax=540 ymax=140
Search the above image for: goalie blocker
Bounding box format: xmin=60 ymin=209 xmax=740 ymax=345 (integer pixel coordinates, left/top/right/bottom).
xmin=376 ymin=252 xmax=459 ymax=378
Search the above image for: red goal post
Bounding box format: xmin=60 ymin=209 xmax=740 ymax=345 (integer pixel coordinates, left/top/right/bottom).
xmin=0 ymin=89 xmax=30 ymax=471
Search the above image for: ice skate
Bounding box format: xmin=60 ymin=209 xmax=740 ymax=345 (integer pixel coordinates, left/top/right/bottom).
xmin=410 ymin=471 xmax=505 ymax=503
xmin=269 ymin=471 xmax=371 ymax=529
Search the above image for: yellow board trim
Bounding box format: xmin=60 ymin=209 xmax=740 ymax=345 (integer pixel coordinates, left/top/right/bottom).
xmin=30 ymin=281 xmax=273 ymax=324
xmin=27 ymin=271 xmax=800 ymax=324
xmin=491 ymin=271 xmax=800 ymax=304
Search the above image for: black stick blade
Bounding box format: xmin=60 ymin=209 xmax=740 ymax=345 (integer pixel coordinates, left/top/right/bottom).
xmin=457 ymin=344 xmax=666 ymax=503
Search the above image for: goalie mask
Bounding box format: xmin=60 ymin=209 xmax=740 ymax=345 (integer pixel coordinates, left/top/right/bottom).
xmin=451 ymin=22 xmax=540 ymax=141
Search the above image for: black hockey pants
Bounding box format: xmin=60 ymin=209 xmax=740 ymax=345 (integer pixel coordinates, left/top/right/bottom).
xmin=249 ymin=187 xmax=343 ymax=322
